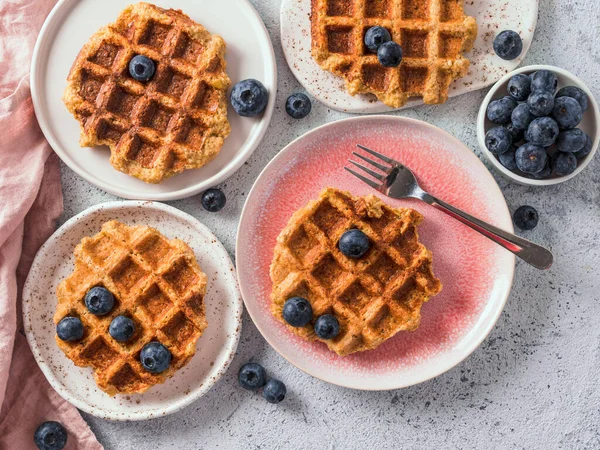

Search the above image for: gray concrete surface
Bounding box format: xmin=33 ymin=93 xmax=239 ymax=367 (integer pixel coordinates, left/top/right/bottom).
xmin=57 ymin=0 xmax=600 ymax=448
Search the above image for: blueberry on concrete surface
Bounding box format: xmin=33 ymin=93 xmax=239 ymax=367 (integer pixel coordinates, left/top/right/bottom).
xmin=513 ymin=206 xmax=539 ymax=231
xmin=56 ymin=316 xmax=84 ymax=342
xmin=314 ymin=314 xmax=340 ymax=340
xmin=238 ymin=362 xmax=267 ymax=391
xmin=262 ymin=379 xmax=286 ymax=404
xmin=377 ymin=41 xmax=403 ymax=67
xmin=338 ymin=229 xmax=370 ymax=258
xmin=515 ymin=143 xmax=547 ymax=174
xmin=109 ymin=316 xmax=135 ymax=342
xmin=84 ymin=286 xmax=114 ymax=316
xmin=556 ymin=128 xmax=587 ymax=153
xmin=556 ymin=86 xmax=589 ymax=112
xmin=286 ymin=93 xmax=312 ymax=119
xmin=282 ymin=297 xmax=313 ymax=327
xmin=201 ymin=188 xmax=226 ymax=212
xmin=527 ymin=91 xmax=555 ymax=117
xmin=485 ymin=126 xmax=512 ymax=155
xmin=552 ymin=96 xmax=583 ymax=130
xmin=34 ymin=421 xmax=67 ymax=450
xmin=364 ymin=26 xmax=391 ymax=53
xmin=487 ymin=96 xmax=517 ymax=124
xmin=530 ymin=70 xmax=558 ymax=94
xmin=230 ymin=79 xmax=268 ymax=117
xmin=140 ymin=342 xmax=171 ymax=374
xmin=511 ymin=103 xmax=534 ymax=131
xmin=129 ymin=55 xmax=155 ymax=82
xmin=525 ymin=117 xmax=559 ymax=147
xmin=493 ymin=31 xmax=523 ymax=60
xmin=507 ymin=73 xmax=531 ymax=101
xmin=552 ymin=152 xmax=578 ymax=176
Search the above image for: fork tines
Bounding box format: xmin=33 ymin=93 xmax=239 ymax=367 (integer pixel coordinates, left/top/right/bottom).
xmin=345 ymin=144 xmax=398 ymax=189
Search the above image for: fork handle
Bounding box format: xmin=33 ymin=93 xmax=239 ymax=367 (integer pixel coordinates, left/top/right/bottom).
xmin=422 ymin=193 xmax=553 ymax=270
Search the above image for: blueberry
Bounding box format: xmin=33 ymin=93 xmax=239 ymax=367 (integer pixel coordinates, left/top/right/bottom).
xmin=503 ymin=122 xmax=524 ymax=144
xmin=140 ymin=342 xmax=171 ymax=374
xmin=527 ymin=91 xmax=555 ymax=117
xmin=556 ymin=128 xmax=587 ymax=153
xmin=377 ymin=41 xmax=402 ymax=67
xmin=34 ymin=421 xmax=67 ymax=450
xmin=507 ymin=74 xmax=531 ymax=101
xmin=109 ymin=316 xmax=135 ymax=342
xmin=364 ymin=26 xmax=391 ymax=53
xmin=552 ymin=152 xmax=578 ymax=176
xmin=511 ymin=103 xmax=534 ymax=131
xmin=556 ymin=86 xmax=589 ymax=112
xmin=285 ymin=93 xmax=312 ymax=119
xmin=529 ymin=161 xmax=552 ymax=180
xmin=552 ymin=96 xmax=583 ymax=130
xmin=262 ymin=379 xmax=286 ymax=404
xmin=530 ymin=70 xmax=558 ymax=94
xmin=574 ymin=133 xmax=593 ymax=159
xmin=230 ymin=79 xmax=268 ymax=117
xmin=201 ymin=188 xmax=226 ymax=212
xmin=129 ymin=55 xmax=155 ymax=82
xmin=485 ymin=126 xmax=512 ymax=155
xmin=487 ymin=96 xmax=518 ymax=124
xmin=515 ymin=143 xmax=548 ymax=174
xmin=84 ymin=286 xmax=114 ymax=316
xmin=282 ymin=297 xmax=313 ymax=327
xmin=314 ymin=314 xmax=340 ymax=340
xmin=238 ymin=362 xmax=267 ymax=390
xmin=338 ymin=229 xmax=370 ymax=258
xmin=498 ymin=149 xmax=518 ymax=171
xmin=513 ymin=206 xmax=539 ymax=231
xmin=525 ymin=117 xmax=559 ymax=147
xmin=493 ymin=30 xmax=523 ymax=60
xmin=56 ymin=317 xmax=84 ymax=342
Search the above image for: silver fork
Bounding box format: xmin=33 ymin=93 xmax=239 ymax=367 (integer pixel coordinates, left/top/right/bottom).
xmin=345 ymin=144 xmax=553 ymax=270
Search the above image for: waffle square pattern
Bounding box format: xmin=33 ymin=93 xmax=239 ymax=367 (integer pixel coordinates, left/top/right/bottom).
xmin=270 ymin=188 xmax=442 ymax=356
xmin=54 ymin=221 xmax=208 ymax=395
xmin=311 ymin=0 xmax=477 ymax=108
xmin=63 ymin=2 xmax=231 ymax=183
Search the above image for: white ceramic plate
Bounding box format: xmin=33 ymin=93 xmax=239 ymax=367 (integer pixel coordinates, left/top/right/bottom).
xmin=23 ymin=202 xmax=243 ymax=421
xmin=31 ymin=0 xmax=276 ymax=200
xmin=477 ymin=65 xmax=600 ymax=186
xmin=281 ymin=0 xmax=539 ymax=113
xmin=236 ymin=116 xmax=515 ymax=390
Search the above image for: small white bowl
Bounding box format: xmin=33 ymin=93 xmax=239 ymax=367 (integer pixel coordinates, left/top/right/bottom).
xmin=477 ymin=65 xmax=599 ymax=186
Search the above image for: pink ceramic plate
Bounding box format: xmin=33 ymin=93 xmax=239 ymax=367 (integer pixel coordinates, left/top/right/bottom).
xmin=236 ymin=116 xmax=515 ymax=390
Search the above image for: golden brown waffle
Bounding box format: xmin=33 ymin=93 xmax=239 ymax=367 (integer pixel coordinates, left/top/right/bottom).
xmin=54 ymin=220 xmax=208 ymax=395
xmin=63 ymin=2 xmax=231 ymax=184
xmin=270 ymin=188 xmax=442 ymax=356
xmin=310 ymin=0 xmax=477 ymax=108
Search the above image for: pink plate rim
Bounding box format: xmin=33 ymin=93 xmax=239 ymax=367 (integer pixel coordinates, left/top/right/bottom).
xmin=236 ymin=115 xmax=516 ymax=390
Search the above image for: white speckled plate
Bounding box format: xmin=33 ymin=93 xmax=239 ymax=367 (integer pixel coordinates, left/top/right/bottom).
xmin=23 ymin=201 xmax=242 ymax=421
xmin=281 ymin=0 xmax=539 ymax=113
xmin=31 ymin=0 xmax=276 ymax=200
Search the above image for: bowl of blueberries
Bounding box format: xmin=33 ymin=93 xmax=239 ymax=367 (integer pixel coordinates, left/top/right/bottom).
xmin=477 ymin=65 xmax=599 ymax=185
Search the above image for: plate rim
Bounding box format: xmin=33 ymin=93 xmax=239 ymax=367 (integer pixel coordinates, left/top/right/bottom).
xmin=30 ymin=0 xmax=277 ymax=201
xmin=279 ymin=0 xmax=539 ymax=114
xmin=236 ymin=115 xmax=516 ymax=390
xmin=22 ymin=200 xmax=244 ymax=421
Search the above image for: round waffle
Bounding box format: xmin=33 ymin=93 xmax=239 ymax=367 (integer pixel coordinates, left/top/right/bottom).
xmin=270 ymin=188 xmax=442 ymax=356
xmin=54 ymin=220 xmax=208 ymax=396
xmin=63 ymin=2 xmax=231 ymax=184
xmin=310 ymin=0 xmax=477 ymax=108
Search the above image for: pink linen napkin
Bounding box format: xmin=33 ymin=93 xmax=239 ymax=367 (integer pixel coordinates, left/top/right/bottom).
xmin=0 ymin=1 xmax=103 ymax=448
